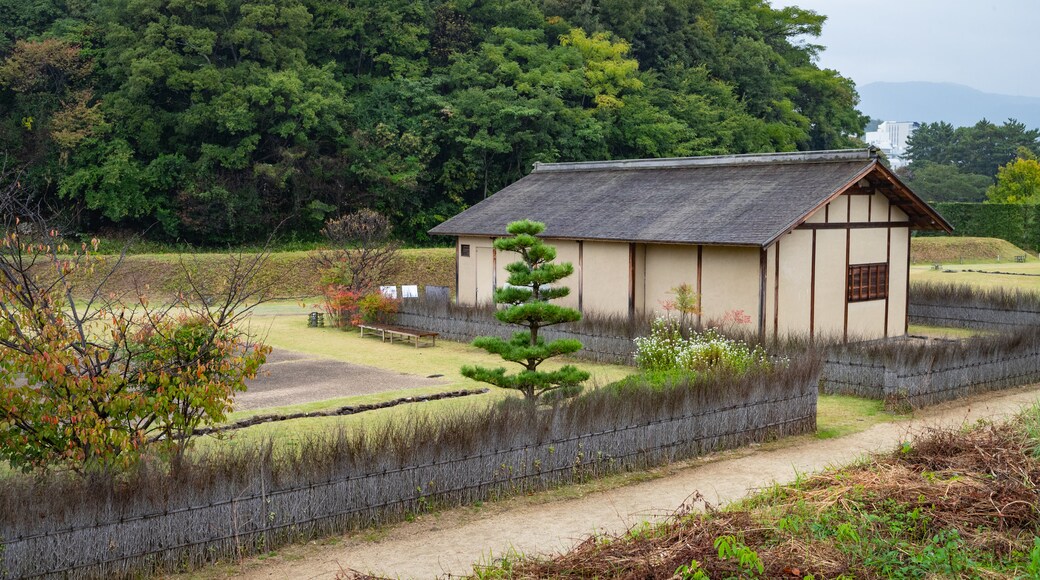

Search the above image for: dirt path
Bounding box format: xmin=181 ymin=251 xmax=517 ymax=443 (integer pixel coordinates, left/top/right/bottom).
xmin=216 ymin=385 xmax=1040 ymax=580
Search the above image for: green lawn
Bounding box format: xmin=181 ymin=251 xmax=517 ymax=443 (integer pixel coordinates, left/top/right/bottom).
xmin=816 ymin=395 xmax=906 ymax=439
xmin=196 ymin=301 xmax=906 ymax=453
xmin=910 ymin=261 xmax=1040 ymax=292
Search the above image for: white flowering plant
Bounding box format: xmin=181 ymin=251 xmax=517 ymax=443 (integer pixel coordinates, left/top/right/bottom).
xmin=634 ymin=317 xmax=779 ymax=375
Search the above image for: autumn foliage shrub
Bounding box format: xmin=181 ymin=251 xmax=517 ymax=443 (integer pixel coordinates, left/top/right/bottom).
xmin=357 ymin=291 xmax=399 ymax=324
xmin=320 ymin=284 xmax=362 ymax=328
xmin=0 ymin=213 xmax=271 ymax=472
xmin=320 ymin=286 xmax=399 ymax=327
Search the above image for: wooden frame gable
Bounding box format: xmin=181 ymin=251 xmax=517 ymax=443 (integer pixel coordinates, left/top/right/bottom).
xmin=764 ymin=160 xmax=953 ymax=247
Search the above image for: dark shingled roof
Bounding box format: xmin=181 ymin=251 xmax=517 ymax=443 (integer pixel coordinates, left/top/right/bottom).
xmin=429 ymin=149 xmax=952 ymax=247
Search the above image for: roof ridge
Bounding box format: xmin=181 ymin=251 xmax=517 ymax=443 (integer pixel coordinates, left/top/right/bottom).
xmin=532 ymin=148 xmax=878 ymax=173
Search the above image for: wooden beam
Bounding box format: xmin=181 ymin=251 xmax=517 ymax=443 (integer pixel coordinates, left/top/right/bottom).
xmin=696 ymin=245 xmax=703 ymax=329
xmin=797 ymin=221 xmax=912 ymax=230
xmin=577 ymin=240 xmax=584 ymax=313
xmin=885 ymin=205 xmax=891 ymax=338
xmin=759 ymin=248 xmax=768 ymax=342
xmin=843 ymin=201 xmax=851 ymax=343
xmin=773 ymin=240 xmax=780 ymax=341
xmin=810 ymin=230 xmax=816 ymax=341
xmin=629 ymin=243 xmax=636 ymax=317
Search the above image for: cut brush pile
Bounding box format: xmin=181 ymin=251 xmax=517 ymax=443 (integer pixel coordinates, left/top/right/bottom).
xmin=455 ymin=410 xmax=1040 ymax=579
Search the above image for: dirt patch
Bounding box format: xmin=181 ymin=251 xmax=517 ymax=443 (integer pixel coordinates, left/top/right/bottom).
xmin=211 ymin=383 xmax=1040 ymax=580
xmin=234 ymin=348 xmax=449 ymax=411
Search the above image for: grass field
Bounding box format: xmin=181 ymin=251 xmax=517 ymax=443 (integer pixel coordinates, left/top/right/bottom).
xmin=198 ymin=300 xmax=904 ymax=451
xmin=911 ymin=261 xmax=1040 ymax=292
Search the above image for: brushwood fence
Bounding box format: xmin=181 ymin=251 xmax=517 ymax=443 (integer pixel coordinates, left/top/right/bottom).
xmin=909 ymin=282 xmax=1040 ymax=330
xmin=820 ymin=329 xmax=1040 ymax=408
xmin=0 ymin=362 xmax=818 ymax=579
xmin=394 ymin=299 xmax=648 ymax=364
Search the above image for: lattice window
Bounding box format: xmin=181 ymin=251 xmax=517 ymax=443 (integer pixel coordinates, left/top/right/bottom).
xmin=847 ymin=263 xmax=888 ymax=302
xmin=460 ymin=244 xmax=470 ymax=257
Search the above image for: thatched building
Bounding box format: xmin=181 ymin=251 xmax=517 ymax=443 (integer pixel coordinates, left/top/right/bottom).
xmin=430 ymin=149 xmax=952 ymax=340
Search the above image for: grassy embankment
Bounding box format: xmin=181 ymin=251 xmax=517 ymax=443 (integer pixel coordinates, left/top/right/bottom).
xmin=468 ymin=406 xmax=1040 ymax=579
xmin=63 ymin=247 xmax=457 ymax=301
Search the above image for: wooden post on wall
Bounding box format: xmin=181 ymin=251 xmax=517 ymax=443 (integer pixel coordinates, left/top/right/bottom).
xmin=628 ymin=243 xmax=636 ymax=317
xmin=696 ymin=245 xmax=703 ymax=329
xmin=809 ymin=230 xmax=817 ymax=340
xmin=577 ymin=240 xmax=584 ymax=313
xmin=773 ymin=240 xmax=780 ymax=341
xmin=758 ymin=247 xmax=767 ymax=341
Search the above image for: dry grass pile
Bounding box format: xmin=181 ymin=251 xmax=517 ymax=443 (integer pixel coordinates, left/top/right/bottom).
xmin=465 ymin=414 xmax=1040 ymax=579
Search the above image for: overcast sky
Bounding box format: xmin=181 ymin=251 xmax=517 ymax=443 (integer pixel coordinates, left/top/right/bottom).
xmin=769 ymin=0 xmax=1038 ymax=97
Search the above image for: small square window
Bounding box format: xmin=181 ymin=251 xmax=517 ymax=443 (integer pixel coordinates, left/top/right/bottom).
xmin=848 ymin=263 xmax=888 ymax=302
xmin=460 ymin=244 xmax=470 ymax=257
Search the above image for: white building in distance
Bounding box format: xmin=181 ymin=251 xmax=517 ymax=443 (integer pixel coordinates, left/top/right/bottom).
xmin=864 ymin=121 xmax=920 ymax=168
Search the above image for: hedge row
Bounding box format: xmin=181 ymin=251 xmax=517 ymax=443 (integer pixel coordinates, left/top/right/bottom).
xmin=921 ymin=203 xmax=1040 ymax=250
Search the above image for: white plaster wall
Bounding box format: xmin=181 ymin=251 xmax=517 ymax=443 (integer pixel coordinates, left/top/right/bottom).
xmin=775 ymin=230 xmax=814 ymax=337
xmin=813 ymin=229 xmax=847 ymax=339
xmin=700 ymin=246 xmax=761 ymax=327
xmin=582 ymin=241 xmax=631 ymax=315
xmin=888 ymin=226 xmax=910 ymax=337
xmin=643 ymin=244 xmax=699 ymax=317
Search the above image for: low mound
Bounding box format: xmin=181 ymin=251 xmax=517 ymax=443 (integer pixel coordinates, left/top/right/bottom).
xmin=63 ymin=248 xmax=456 ymax=300
xmin=911 ymin=236 xmax=1035 ymax=264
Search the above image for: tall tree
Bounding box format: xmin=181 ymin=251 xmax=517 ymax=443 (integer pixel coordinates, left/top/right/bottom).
xmin=986 ymin=148 xmax=1040 ymax=204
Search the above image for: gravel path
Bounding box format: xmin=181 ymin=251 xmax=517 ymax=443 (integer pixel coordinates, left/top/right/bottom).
xmin=234 ymin=348 xmax=449 ymax=411
xmin=217 ymin=384 xmax=1040 ymax=579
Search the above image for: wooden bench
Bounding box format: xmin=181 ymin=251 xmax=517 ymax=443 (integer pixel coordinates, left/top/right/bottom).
xmin=358 ymin=323 xmax=439 ymax=348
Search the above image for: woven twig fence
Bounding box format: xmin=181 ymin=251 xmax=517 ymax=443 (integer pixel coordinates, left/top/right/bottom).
xmin=0 ymin=363 xmax=817 ymax=579
xmin=909 ymin=282 xmax=1040 ymax=330
xmin=394 ymin=299 xmax=650 ymax=365
xmin=820 ymin=329 xmax=1040 ymax=408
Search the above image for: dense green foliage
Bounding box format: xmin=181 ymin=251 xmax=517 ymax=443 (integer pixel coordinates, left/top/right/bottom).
xmin=903 ymin=161 xmax=992 ymax=203
xmin=901 ymin=119 xmax=1040 ymax=203
xmin=461 ymin=220 xmax=589 ymax=404
xmin=987 ymin=149 xmax=1040 ymax=204
xmin=0 ymin=0 xmax=867 ymax=245
xmin=919 ymin=202 xmax=1040 ymax=252
xmin=905 ymin=119 xmax=1040 ymax=178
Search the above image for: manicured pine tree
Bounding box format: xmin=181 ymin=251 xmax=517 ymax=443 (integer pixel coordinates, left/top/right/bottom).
xmin=461 ymin=220 xmax=590 ymax=404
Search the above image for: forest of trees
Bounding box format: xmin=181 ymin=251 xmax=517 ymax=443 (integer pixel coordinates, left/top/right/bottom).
xmin=900 ymin=119 xmax=1040 ymax=203
xmin=0 ymin=0 xmax=868 ymax=245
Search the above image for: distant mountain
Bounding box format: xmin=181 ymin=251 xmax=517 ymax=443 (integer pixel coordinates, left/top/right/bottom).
xmin=858 ymin=82 xmax=1040 ymax=129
